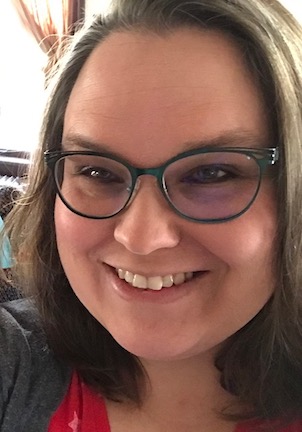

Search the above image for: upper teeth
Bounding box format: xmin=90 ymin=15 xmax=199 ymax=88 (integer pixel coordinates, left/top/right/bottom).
xmin=116 ymin=269 xmax=193 ymax=291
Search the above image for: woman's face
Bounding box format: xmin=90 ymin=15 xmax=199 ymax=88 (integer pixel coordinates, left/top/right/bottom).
xmin=55 ymin=28 xmax=277 ymax=361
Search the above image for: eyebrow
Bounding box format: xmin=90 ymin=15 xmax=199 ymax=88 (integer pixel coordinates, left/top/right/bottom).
xmin=62 ymin=134 xmax=119 ymax=154
xmin=62 ymin=130 xmax=270 ymax=157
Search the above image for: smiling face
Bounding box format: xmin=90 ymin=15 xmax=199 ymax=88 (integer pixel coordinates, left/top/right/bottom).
xmin=55 ymin=28 xmax=277 ymax=362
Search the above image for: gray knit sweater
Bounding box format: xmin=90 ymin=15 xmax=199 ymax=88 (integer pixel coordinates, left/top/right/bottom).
xmin=0 ymin=299 xmax=71 ymax=431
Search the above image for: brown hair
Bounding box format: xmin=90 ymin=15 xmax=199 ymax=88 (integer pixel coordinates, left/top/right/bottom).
xmin=7 ymin=0 xmax=302 ymax=424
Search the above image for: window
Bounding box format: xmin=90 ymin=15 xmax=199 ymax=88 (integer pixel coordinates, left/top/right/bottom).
xmin=280 ymin=0 xmax=302 ymax=21
xmin=0 ymin=2 xmax=46 ymax=152
xmin=85 ymin=0 xmax=111 ymax=17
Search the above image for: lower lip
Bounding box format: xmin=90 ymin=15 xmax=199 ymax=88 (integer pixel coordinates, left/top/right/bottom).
xmin=105 ymin=265 xmax=209 ymax=304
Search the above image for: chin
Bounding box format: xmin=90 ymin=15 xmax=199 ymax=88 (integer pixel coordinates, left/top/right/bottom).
xmin=105 ymin=326 xmax=220 ymax=362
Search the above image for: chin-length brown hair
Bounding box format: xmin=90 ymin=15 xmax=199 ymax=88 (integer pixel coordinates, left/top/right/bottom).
xmin=6 ymin=0 xmax=302 ymax=426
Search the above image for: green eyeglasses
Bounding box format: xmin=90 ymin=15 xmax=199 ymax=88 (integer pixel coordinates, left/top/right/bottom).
xmin=44 ymin=146 xmax=279 ymax=223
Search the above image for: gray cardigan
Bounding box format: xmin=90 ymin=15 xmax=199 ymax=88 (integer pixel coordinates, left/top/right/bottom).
xmin=0 ymin=299 xmax=71 ymax=431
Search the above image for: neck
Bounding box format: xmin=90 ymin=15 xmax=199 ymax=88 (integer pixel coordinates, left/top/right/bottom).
xmin=107 ymin=353 xmax=240 ymax=432
xmin=141 ymin=354 xmax=235 ymax=424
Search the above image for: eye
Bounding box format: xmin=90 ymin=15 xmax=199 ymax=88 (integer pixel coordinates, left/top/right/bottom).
xmin=181 ymin=164 xmax=236 ymax=184
xmin=77 ymin=166 xmax=124 ymax=183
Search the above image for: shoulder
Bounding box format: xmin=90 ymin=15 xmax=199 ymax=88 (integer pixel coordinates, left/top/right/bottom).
xmin=0 ymin=296 xmax=41 ymax=326
xmin=0 ymin=297 xmax=48 ymax=359
xmin=0 ymin=298 xmax=45 ymax=355
xmin=0 ymin=298 xmax=72 ymax=432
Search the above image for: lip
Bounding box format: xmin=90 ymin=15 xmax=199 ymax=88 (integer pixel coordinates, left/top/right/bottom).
xmin=104 ymin=264 xmax=209 ymax=304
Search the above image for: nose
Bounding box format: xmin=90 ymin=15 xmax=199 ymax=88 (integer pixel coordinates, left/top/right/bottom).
xmin=113 ymin=178 xmax=181 ymax=255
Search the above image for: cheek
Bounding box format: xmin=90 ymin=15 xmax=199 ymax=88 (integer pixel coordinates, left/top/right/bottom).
xmin=213 ymin=190 xmax=276 ymax=263
xmin=218 ymin=223 xmax=275 ymax=267
xmin=54 ymin=198 xmax=112 ymax=258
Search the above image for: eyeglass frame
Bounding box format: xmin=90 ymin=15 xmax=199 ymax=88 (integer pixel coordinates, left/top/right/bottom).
xmin=44 ymin=146 xmax=279 ymax=224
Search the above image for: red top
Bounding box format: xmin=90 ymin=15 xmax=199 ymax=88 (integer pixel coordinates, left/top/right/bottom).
xmin=48 ymin=371 xmax=110 ymax=432
xmin=48 ymin=371 xmax=302 ymax=431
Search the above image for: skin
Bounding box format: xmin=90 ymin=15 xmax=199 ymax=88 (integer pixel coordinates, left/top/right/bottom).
xmin=55 ymin=29 xmax=277 ymax=431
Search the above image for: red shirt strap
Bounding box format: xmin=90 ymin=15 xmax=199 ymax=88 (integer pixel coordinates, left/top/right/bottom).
xmin=48 ymin=370 xmax=110 ymax=432
xmin=235 ymin=418 xmax=302 ymax=432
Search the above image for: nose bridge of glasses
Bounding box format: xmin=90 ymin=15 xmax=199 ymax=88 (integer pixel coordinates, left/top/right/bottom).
xmin=135 ymin=166 xmax=165 ymax=181
xmin=131 ymin=166 xmax=165 ymax=192
xmin=127 ymin=166 xmax=166 ymax=207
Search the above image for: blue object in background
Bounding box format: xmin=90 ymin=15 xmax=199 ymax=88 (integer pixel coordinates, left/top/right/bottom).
xmin=0 ymin=216 xmax=12 ymax=269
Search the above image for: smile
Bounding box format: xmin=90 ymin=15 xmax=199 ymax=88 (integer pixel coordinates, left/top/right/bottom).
xmin=116 ymin=268 xmax=194 ymax=291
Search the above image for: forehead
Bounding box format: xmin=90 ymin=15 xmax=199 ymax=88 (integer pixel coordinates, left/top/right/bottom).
xmin=63 ymin=28 xmax=269 ymax=164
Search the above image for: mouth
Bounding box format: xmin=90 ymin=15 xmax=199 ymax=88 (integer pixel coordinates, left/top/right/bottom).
xmin=115 ymin=268 xmax=201 ymax=291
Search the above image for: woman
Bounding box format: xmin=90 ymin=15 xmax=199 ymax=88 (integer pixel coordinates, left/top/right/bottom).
xmin=2 ymin=0 xmax=302 ymax=430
